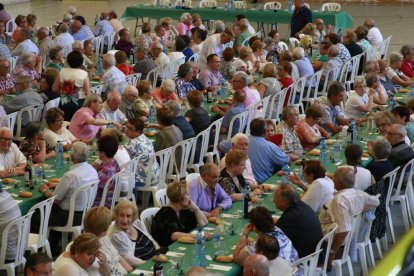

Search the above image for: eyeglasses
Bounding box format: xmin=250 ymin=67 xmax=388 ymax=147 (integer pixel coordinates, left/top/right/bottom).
xmin=125 ymin=125 xmax=137 ymax=131
xmin=0 ymin=137 xmax=12 ymax=142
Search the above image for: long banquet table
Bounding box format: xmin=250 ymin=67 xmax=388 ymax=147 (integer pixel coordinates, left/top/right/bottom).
xmin=121 ymin=5 xmax=353 ymax=29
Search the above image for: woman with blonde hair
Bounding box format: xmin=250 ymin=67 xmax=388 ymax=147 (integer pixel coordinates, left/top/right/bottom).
xmin=256 ymin=63 xmax=282 ymax=98
xmin=378 ymin=59 xmax=397 ymax=95
xmin=232 ymin=46 xmax=259 ymax=75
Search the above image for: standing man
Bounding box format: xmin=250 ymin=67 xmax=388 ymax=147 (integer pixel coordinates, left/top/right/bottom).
xmin=290 ymin=0 xmax=312 ymax=38
xmin=199 ymin=28 xmax=233 ymax=67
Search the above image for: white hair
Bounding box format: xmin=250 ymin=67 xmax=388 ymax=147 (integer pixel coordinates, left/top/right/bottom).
xmin=239 ymin=18 xmax=249 ymax=27
xmin=233 ymin=71 xmax=249 ymax=87
xmin=123 ymin=85 xmax=138 ymax=97
xmin=71 ymin=142 xmax=89 ymax=163
xmin=21 ymin=52 xmax=35 ymax=65
xmin=292 ymin=47 xmax=305 ymax=59
xmin=72 ymin=40 xmax=83 ymax=50
xmin=0 ymin=127 xmax=11 ymax=137
xmin=180 ymin=13 xmax=191 ymax=23
xmin=103 ymin=53 xmax=116 ymax=66
xmin=160 ymin=79 xmax=176 ymax=92
xmin=213 ymin=20 xmax=225 ymax=33
xmin=231 ymin=133 xmax=248 ymax=145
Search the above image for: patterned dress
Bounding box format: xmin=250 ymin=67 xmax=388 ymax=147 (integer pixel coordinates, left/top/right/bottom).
xmin=19 ymin=138 xmax=53 ymax=159
xmin=94 ymin=159 xmax=120 ymax=208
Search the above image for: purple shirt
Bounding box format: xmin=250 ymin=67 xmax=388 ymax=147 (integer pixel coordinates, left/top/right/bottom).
xmin=188 ymin=176 xmax=232 ymax=214
xmin=199 ymin=68 xmax=223 ymax=89
xmin=68 ymin=107 xmax=101 ymax=140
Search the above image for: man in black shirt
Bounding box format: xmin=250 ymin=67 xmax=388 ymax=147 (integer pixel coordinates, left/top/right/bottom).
xmin=290 ymin=0 xmax=312 ymax=38
xmin=274 ymin=184 xmax=323 ymax=258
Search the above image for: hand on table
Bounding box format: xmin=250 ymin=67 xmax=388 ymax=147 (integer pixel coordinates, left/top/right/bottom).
xmin=208 ymin=207 xmax=222 ymax=218
xmin=289 ymin=172 xmax=301 ymax=185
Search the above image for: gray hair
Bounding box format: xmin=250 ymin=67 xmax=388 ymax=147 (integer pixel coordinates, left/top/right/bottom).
xmin=165 ymin=100 xmax=181 ymax=116
xmin=20 ymin=28 xmax=31 ymax=39
xmin=151 ymin=42 xmax=163 ymax=50
xmin=327 ymin=45 xmax=339 ymax=58
xmin=177 ymin=63 xmax=193 ymax=78
xmin=106 ymin=91 xmax=121 ymax=102
xmin=365 ymin=60 xmax=378 ymax=73
xmin=365 ymin=72 xmax=379 ymax=87
xmin=83 ymin=94 xmax=102 ymax=107
xmin=70 ymin=141 xmax=89 ymax=163
xmin=231 ymin=133 xmax=248 ymax=145
xmin=239 ymin=18 xmax=249 ymax=27
xmin=72 ymin=40 xmax=83 ymax=50
xmin=233 ymin=71 xmax=249 ymax=87
xmin=354 ymin=76 xmax=366 ymax=88
xmin=123 ymin=85 xmax=138 ymax=97
xmin=373 ymin=138 xmax=392 ymax=159
xmin=160 ymin=79 xmax=176 ymax=93
xmin=62 ymin=13 xmax=72 ymax=23
xmin=21 ymin=52 xmax=35 ymax=65
xmin=282 ymin=105 xmax=299 ymax=120
xmin=37 ymin=26 xmax=49 ymax=36
xmin=334 ymin=166 xmax=355 ymax=189
xmin=103 ymin=53 xmax=116 ymax=67
xmin=389 ymin=52 xmax=403 ymax=65
xmin=212 ymin=20 xmax=225 ymax=34
xmin=292 ymin=47 xmax=305 ymax=59
xmin=0 ymin=127 xmax=11 ymax=137
xmin=180 ymin=13 xmax=191 ymax=22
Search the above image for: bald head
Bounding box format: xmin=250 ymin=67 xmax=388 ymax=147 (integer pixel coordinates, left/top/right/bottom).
xmin=123 ymin=85 xmax=138 ymax=99
xmin=364 ymin=19 xmax=376 ymax=29
xmin=243 ymin=254 xmax=270 ymax=276
xmin=385 ymin=123 xmax=407 ymax=145
xmin=71 ymin=19 xmax=82 ymax=33
xmin=37 ymin=27 xmax=49 ymax=40
xmin=333 ymin=166 xmax=355 ymax=190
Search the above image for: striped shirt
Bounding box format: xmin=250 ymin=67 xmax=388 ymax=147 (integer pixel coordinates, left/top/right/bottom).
xmin=0 ymin=191 xmax=22 ymax=260
xmin=38 ymin=37 xmax=55 ymax=64
xmin=101 ymin=66 xmax=126 ymax=94
xmin=94 ymin=20 xmax=114 ymax=37
xmin=0 ymin=44 xmax=11 ymax=59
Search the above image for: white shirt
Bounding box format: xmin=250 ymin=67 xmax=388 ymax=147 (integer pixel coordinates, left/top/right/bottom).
xmin=109 ymin=19 xmax=124 ymax=33
xmin=199 ymin=33 xmax=223 ymax=66
xmin=247 ymin=24 xmax=256 ymax=36
xmin=54 ymin=33 xmax=75 ymax=56
xmin=12 ymin=39 xmax=39 ymax=57
xmin=44 ymin=127 xmax=76 ymax=148
xmin=367 ymin=27 xmax=383 ymax=46
xmin=98 ymin=102 xmax=127 ymax=124
xmin=59 ymin=67 xmax=89 ymax=99
xmin=219 ymin=156 xmax=256 ymax=185
xmin=0 ymin=143 xmax=26 ymax=170
xmin=168 ymin=51 xmax=185 ymax=61
xmin=52 ymin=162 xmax=99 ymax=211
xmin=101 ymin=66 xmax=126 ymax=94
xmin=54 ymin=254 xmax=89 ymax=276
xmin=269 ymin=257 xmax=292 ymax=276
xmin=154 ymin=52 xmax=170 ymax=71
xmin=191 ymin=42 xmax=203 ymax=54
xmin=344 ymin=91 xmax=368 ymax=118
xmin=302 ymin=176 xmax=335 ymax=213
xmin=354 ymin=166 xmax=373 ymax=191
xmin=0 ymin=191 xmax=21 ymax=260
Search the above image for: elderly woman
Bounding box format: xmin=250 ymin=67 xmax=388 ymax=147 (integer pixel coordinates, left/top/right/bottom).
xmin=135 ymin=22 xmax=152 ymax=51
xmin=47 ymin=46 xmax=65 ymax=71
xmin=44 ymin=107 xmax=76 ymax=150
xmin=165 ymin=100 xmax=195 ymax=140
xmin=365 ymin=72 xmax=388 ymax=105
xmin=174 ymin=63 xmax=196 ymax=101
xmin=54 ymin=233 xmax=103 ymax=275
xmin=233 ymin=47 xmax=259 ymax=75
xmin=251 ymin=40 xmax=266 ymax=68
xmin=289 ymin=160 xmax=334 ymax=213
xmin=177 ymin=13 xmax=192 ymax=36
xmin=152 ymin=79 xmax=180 ymax=106
xmin=233 ymin=206 xmax=298 ymax=266
xmin=53 ymin=51 xmax=91 ymax=121
xmin=391 ymin=105 xmax=414 ymax=142
xmin=219 ymin=149 xmax=261 ymax=202
xmin=133 ymin=80 xmax=160 ymax=117
xmin=294 ymin=104 xmax=329 ymax=150
xmin=344 ymin=76 xmax=375 ymax=118
xmin=19 ymin=122 xmax=55 ymax=163
xmin=40 ymin=68 xmax=59 ymax=102
xmin=367 ymin=138 xmax=394 ymax=182
xmin=11 ymin=14 xmax=28 ymax=42
xmin=93 ymin=135 xmax=121 ymax=208
xmin=109 ymin=200 xmax=160 ymax=267
xmin=185 ymin=90 xmax=211 ymax=134
xmin=342 ymin=30 xmax=364 ymax=57
xmin=375 ymin=111 xmax=397 ymax=137
xmin=83 ymin=39 xmax=97 ymax=69
xmin=11 ymin=52 xmax=41 ymax=83
xmin=292 ymin=47 xmax=314 ymax=86
xmin=154 ymin=107 xmax=184 ymax=152
xmin=220 ymin=47 xmax=236 ymax=81
xmin=354 ymin=26 xmax=371 ymax=51
xmin=0 ymin=21 xmax=11 ymax=45
xmin=378 ymin=59 xmax=397 ymax=95
xmin=324 ymin=33 xmax=351 ymax=65
xmin=190 ymin=27 xmax=207 ymax=54
xmin=151 ymin=181 xmax=209 ymax=246
xmin=257 ymin=63 xmax=281 ymax=99
xmin=212 ymin=20 xmax=225 ymax=34
xmin=68 ymin=94 xmax=120 ymax=141
xmin=388 ymin=52 xmax=414 ymax=87
xmin=345 ymin=144 xmax=375 ymax=191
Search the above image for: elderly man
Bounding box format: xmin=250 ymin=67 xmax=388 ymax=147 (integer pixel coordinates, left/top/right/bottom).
xmin=120 ymin=85 xmax=138 ymax=120
xmin=274 ymin=105 xmax=303 ymax=161
xmin=400 ymin=45 xmax=414 ymax=78
xmin=0 ymin=59 xmax=14 ymax=95
xmin=11 ymin=52 xmax=41 ymax=82
xmin=219 ymin=133 xmax=257 ymax=187
xmin=188 ymin=163 xmax=232 ymax=217
xmin=316 ymin=81 xmax=349 ymax=134
xmin=274 ymin=184 xmax=323 ymax=258
xmin=54 ymin=23 xmax=74 ymax=57
xmin=0 ymin=127 xmax=26 ymax=177
xmin=152 ymin=79 xmax=180 ymax=105
xmin=255 ymin=235 xmax=291 ymax=276
xmin=94 ymin=12 xmax=114 ymax=37
xmin=216 ymin=90 xmax=246 ymax=138
xmin=290 ymin=0 xmax=312 ymax=38
xmin=98 ymin=91 xmax=127 ymax=124
xmin=24 ymin=253 xmax=53 ymax=276
xmin=150 ymin=42 xmax=170 ymax=73
xmin=37 ymin=27 xmax=55 ymax=65
xmin=243 ymin=254 xmax=270 ymax=276
xmin=235 ymin=14 xmax=256 ymax=35
xmin=199 ymin=53 xmax=224 ymax=91
xmin=292 ymin=47 xmax=314 ymax=86
xmin=320 ymin=45 xmax=342 ymax=82
xmin=71 ymin=19 xmax=91 ymax=41
xmin=314 ymin=18 xmax=329 ymax=38
xmin=363 ymin=18 xmax=383 ymax=47
xmin=279 ymin=50 xmax=300 ymax=81
xmin=1 ymin=75 xmax=43 ymax=126
xmin=115 ymin=28 xmax=133 ymax=56
xmin=101 ymin=53 xmax=126 ymax=94
xmin=133 ymin=46 xmax=156 ymax=80
xmin=12 ymin=28 xmax=39 ymax=57
xmin=233 ymin=18 xmax=252 ymax=56
xmin=385 ymin=124 xmax=414 ymax=169
xmin=73 ymin=16 xmax=94 ymax=41
xmin=319 ymin=166 xmax=379 ymax=270
xmin=199 ymin=28 xmax=233 ymax=67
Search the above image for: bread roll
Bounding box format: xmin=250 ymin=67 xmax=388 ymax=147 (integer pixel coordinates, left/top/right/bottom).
xmin=309 ymin=149 xmax=320 ymax=156
xmin=49 ymin=178 xmax=60 ymax=183
xmin=215 ymin=255 xmax=233 ymax=263
xmin=177 ymin=237 xmax=195 ymax=244
xmin=19 ymin=191 xmax=32 ymax=198
xmin=3 ymin=178 xmax=17 ymax=184
xmin=208 ymin=217 xmax=217 ymax=223
xmin=151 ymin=255 xmax=168 ymax=263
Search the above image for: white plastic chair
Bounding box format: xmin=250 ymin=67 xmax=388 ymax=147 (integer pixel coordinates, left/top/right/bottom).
xmin=49 ymin=181 xmax=99 ymax=248
xmin=319 ymin=66 xmax=341 ymax=96
xmin=199 ymin=0 xmax=217 ymax=8
xmin=383 ymin=167 xmax=400 ymax=246
xmin=61 ymin=44 xmax=72 ymax=58
xmin=91 ymin=84 xmax=103 ymax=95
xmin=205 ymin=117 xmax=223 ymax=164
xmin=123 ymin=157 xmax=139 ymax=204
xmin=321 ymin=3 xmax=341 ymax=11
xmin=234 ymin=1 xmax=246 ymax=9
xmin=288 ymin=37 xmax=300 ymax=50
xmin=5 ymin=18 xmax=16 ymax=34
xmin=125 ymin=73 xmax=142 ymax=87
xmin=377 ymin=36 xmax=392 ymax=59
xmin=186 ymin=173 xmax=200 ymax=185
xmin=292 ymin=249 xmax=323 ymax=276
xmin=27 ymin=197 xmax=56 ymax=257
xmin=7 ymin=56 xmax=18 ymax=74
xmin=136 ymin=147 xmax=173 ymax=209
xmin=42 ymin=98 xmax=60 ymax=126
xmin=15 ymin=104 xmax=44 ymax=140
xmin=242 ymin=36 xmax=252 ymax=47
xmin=332 ymin=213 xmax=362 ymax=276
xmin=2 ymin=111 xmax=18 ymax=136
xmin=100 ymin=32 xmax=116 ymax=55
xmin=267 ymin=88 xmax=288 ymax=123
xmin=188 ymin=128 xmax=210 ymax=173
xmin=278 ymin=41 xmax=289 ymax=51
xmin=303 ymin=70 xmax=323 ymax=111
xmin=0 ymin=211 xmax=34 ymax=276
xmin=287 ymin=76 xmax=307 ymax=114
xmin=161 ymin=57 xmax=185 ymax=81
xmin=188 ymin=52 xmax=200 ymax=62
xmin=168 ymin=137 xmax=196 ymax=182
xmin=93 ymin=35 xmax=104 ymax=60
xmin=357 ymin=209 xmax=377 ymax=276
xmin=155 ymin=188 xmax=169 ymax=207
xmin=175 ymin=0 xmax=192 ymax=6
xmin=227 ymin=110 xmax=249 ymax=140
xmin=153 ymin=0 xmax=171 ymax=6
xmin=365 ymin=46 xmax=377 ymax=62
xmin=245 ymin=100 xmax=263 ymax=135
xmin=140 ymin=207 xmax=160 ymax=231
xmin=99 ymin=169 xmax=124 ymax=210
xmin=146 ymin=67 xmax=161 ymax=88
xmin=263 ymin=1 xmax=282 ymax=10
xmin=315 ymin=223 xmax=338 ymax=276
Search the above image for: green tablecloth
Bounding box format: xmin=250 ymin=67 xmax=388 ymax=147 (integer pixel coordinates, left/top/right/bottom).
xmin=122 ymin=5 xmax=353 ymax=29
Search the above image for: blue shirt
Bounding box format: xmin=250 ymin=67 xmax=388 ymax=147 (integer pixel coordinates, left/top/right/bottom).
xmin=293 ymin=58 xmax=314 ymax=87
xmin=94 ymin=19 xmax=114 ymax=37
xmin=72 ymin=25 xmax=94 ymax=41
xmin=183 ymin=47 xmax=194 ymax=62
xmin=221 ymin=103 xmax=245 ymax=137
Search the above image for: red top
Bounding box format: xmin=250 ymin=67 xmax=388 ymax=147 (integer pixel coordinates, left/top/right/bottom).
xmin=116 ymin=64 xmax=133 ymax=76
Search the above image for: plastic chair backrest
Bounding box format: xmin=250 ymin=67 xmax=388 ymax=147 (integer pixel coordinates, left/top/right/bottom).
xmin=140 ymin=207 xmax=160 ymax=231
xmin=227 ymin=110 xmax=249 ymax=140
xmin=100 ymin=169 xmax=124 ymax=210
xmin=339 ymin=213 xmax=362 ymax=261
xmin=288 ymin=37 xmax=300 ymax=50
xmin=27 ymin=197 xmax=56 ymax=251
xmin=168 ymin=137 xmax=195 ymax=181
xmin=155 ymin=188 xmax=169 ymax=207
xmin=234 ymin=1 xmax=246 ymax=9
xmin=188 ymin=52 xmax=200 ymax=62
xmin=384 ymin=166 xmax=400 ymax=209
xmin=7 ymin=56 xmax=18 ymax=74
xmin=189 ymin=128 xmax=210 ymax=169
xmin=93 ymin=35 xmax=104 ymax=60
xmin=315 ymin=223 xmax=338 ymax=276
xmin=125 ymin=73 xmax=142 ymax=87
xmin=91 ymin=84 xmax=103 ymax=95
xmin=205 ymin=117 xmax=223 ymax=164
xmin=263 ymin=1 xmax=282 ymax=10
xmin=153 ymin=0 xmax=171 ymax=6
xmin=15 ymin=104 xmax=44 ymax=139
xmin=100 ymin=32 xmax=116 ymax=55
xmin=5 ymin=18 xmax=16 ymax=33
xmin=42 ymin=98 xmax=60 ymax=126
xmin=2 ymin=111 xmax=18 ymax=136
xmin=278 ymin=41 xmax=289 ymax=51
xmin=321 ymin=3 xmax=341 ymax=11
xmin=319 ymin=66 xmax=341 ymax=96
xmin=292 ymin=249 xmax=323 ymax=276
xmin=144 ymin=147 xmax=173 ymax=188
xmin=146 ymin=67 xmax=160 ymax=88
xmin=200 ymin=0 xmax=217 ymax=8
xmin=124 ymin=157 xmax=139 ymax=203
xmin=392 ymin=158 xmax=414 ymax=202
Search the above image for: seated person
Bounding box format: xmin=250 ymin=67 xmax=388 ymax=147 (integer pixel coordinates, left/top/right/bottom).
xmin=365 ymin=72 xmax=388 ymax=105
xmin=19 ymin=122 xmax=55 ymax=163
xmin=219 ymin=47 xmax=236 ymax=81
xmin=115 ymin=50 xmax=133 ymax=76
xmin=44 ymin=107 xmax=77 ymax=151
xmin=345 ymin=144 xmax=375 ymax=191
xmin=152 ymin=79 xmax=180 ymax=106
xmin=154 ymin=107 xmax=184 ymax=152
xmin=188 ymin=163 xmax=232 ymax=217
xmin=46 ymin=45 xmax=65 ymax=71
xmin=219 ymin=90 xmax=247 ymax=138
xmin=151 ymin=181 xmax=209 ymax=247
xmin=135 ymin=80 xmax=160 ymax=113
xmin=0 ymin=127 xmax=26 ymax=177
xmin=24 ymin=253 xmax=53 ymax=276
xmin=185 ymin=90 xmax=211 ymax=134
xmin=257 ymin=63 xmax=282 ymax=101
xmin=218 ymin=149 xmax=262 ymax=202
xmin=97 ymin=91 xmax=127 ymax=125
xmin=367 ymin=138 xmax=394 ymax=182
xmin=391 ymin=105 xmax=414 ymax=142
xmin=232 ymin=47 xmax=259 ymax=76
xmin=109 ymin=200 xmax=160 ymax=267
xmin=165 ymin=100 xmax=195 ymax=140
xmin=174 ymin=62 xmax=196 ymax=101
xmin=344 ymin=76 xmax=375 ymax=118
xmin=255 ymin=235 xmax=291 ymax=276
xmin=40 ymin=68 xmax=59 ymax=102
xmin=243 ymin=255 xmax=270 ymax=276
xmin=114 ymin=28 xmax=133 ymax=56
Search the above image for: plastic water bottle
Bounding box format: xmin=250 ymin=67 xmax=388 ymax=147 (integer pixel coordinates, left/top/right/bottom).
xmin=212 ymin=222 xmax=221 ymax=250
xmin=287 ymin=0 xmax=293 ymax=13
xmin=194 ymin=228 xmax=207 ymax=267
xmin=337 ymin=29 xmax=343 ymax=42
xmin=149 ymin=105 xmax=157 ymax=124
xmin=94 ymin=15 xmax=99 ymax=26
xmin=281 ymin=164 xmax=291 ymax=184
xmin=318 ymin=35 xmax=323 ymax=53
xmin=320 ymin=139 xmax=328 ymax=166
xmin=351 ymin=119 xmax=357 ymax=143
xmin=55 ymin=141 xmax=64 ymax=170
xmin=347 ymin=119 xmax=356 ymax=144
xmin=332 ymin=137 xmax=341 ymax=163
xmin=389 ymin=94 xmax=396 ymax=112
